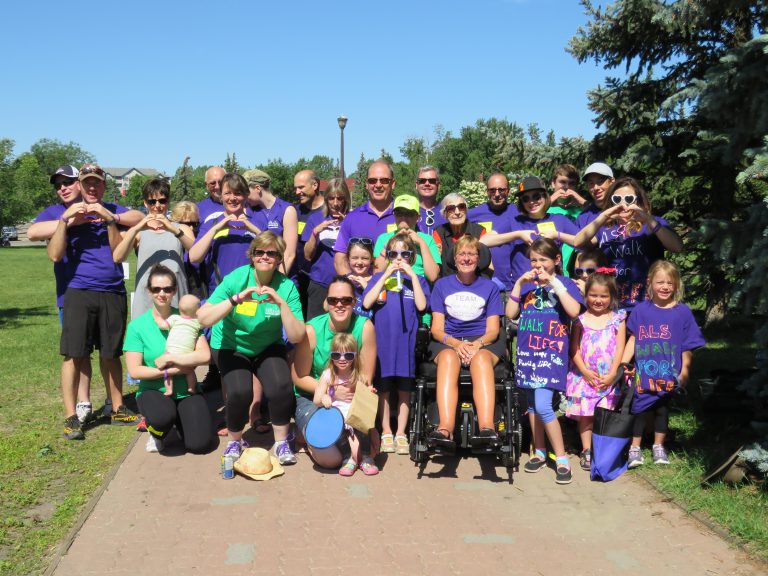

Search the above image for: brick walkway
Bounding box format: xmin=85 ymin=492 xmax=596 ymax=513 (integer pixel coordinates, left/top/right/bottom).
xmin=52 ymin=423 xmax=764 ymax=576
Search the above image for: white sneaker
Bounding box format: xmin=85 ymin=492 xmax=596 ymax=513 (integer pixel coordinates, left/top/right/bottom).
xmin=146 ymin=435 xmax=164 ymax=453
xmin=102 ymin=399 xmax=113 ymax=417
xmin=75 ymin=402 xmax=93 ymax=424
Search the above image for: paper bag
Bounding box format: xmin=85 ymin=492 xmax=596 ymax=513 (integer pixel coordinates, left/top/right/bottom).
xmin=346 ymin=384 xmax=378 ymax=434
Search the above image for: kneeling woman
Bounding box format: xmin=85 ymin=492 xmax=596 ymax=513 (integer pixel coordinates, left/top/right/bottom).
xmin=124 ymin=264 xmax=213 ymax=453
xmin=429 ymin=236 xmax=505 ymax=446
xmin=197 ymin=232 xmax=305 ymax=465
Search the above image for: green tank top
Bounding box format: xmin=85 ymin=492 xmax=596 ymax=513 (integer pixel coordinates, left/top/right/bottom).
xmin=309 ymin=313 xmax=367 ymax=380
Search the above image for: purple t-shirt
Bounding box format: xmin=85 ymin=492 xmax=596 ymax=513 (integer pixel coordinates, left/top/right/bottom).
xmin=595 ymin=217 xmax=669 ymax=309
xmin=627 ymin=300 xmax=705 ymax=413
xmin=35 ymin=204 xmax=71 ymax=307
xmin=197 ymin=197 xmax=224 ymax=224
xmin=363 ymin=271 xmax=431 ymax=378
xmin=515 ymin=276 xmax=584 ymax=392
xmin=469 ymin=202 xmax=520 ymax=291
xmin=65 ymin=202 xmax=129 ymax=293
xmin=333 ymin=201 xmax=396 ymax=253
xmin=430 ymin=275 xmax=503 ymax=339
xmin=417 ymin=206 xmax=447 ymax=237
xmin=575 ymin=203 xmax=601 ymax=229
xmin=194 ymin=214 xmax=257 ymax=293
xmin=249 ymin=197 xmax=291 ymax=237
xmin=293 ymin=203 xmax=323 ymax=278
xmin=302 ymin=211 xmax=341 ymax=287
xmin=508 ymin=213 xmax=579 ymax=286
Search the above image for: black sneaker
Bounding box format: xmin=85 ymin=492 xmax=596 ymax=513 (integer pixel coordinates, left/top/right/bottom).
xmin=579 ymin=449 xmax=592 ymax=471
xmin=524 ymin=455 xmax=547 ymax=473
xmin=555 ymin=465 xmax=573 ymax=485
xmin=111 ymin=405 xmax=140 ymax=426
xmin=63 ymin=415 xmax=85 ymax=440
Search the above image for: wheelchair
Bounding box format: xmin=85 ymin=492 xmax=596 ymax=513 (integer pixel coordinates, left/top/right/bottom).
xmin=407 ymin=243 xmax=524 ymax=482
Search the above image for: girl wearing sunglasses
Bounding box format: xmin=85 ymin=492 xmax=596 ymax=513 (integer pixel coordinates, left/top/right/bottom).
xmin=362 ymin=233 xmax=430 ymax=456
xmin=314 ymin=333 xmax=378 ymax=476
xmin=114 ymin=178 xmax=195 ymax=319
xmin=573 ymin=177 xmax=683 ymax=310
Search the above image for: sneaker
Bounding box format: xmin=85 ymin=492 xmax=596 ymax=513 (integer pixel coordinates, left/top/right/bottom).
xmin=75 ymin=402 xmax=92 ymax=424
xmin=579 ymin=449 xmax=592 ymax=471
xmin=628 ymin=446 xmax=644 ymax=469
xmin=223 ymin=439 xmax=247 ymax=460
xmin=63 ymin=415 xmax=85 ymax=440
xmin=394 ymin=435 xmax=409 ymax=455
xmin=110 ymin=405 xmax=140 ymax=426
xmin=102 ymin=399 xmax=113 ymax=418
xmin=286 ymin=431 xmax=297 ymax=453
xmin=136 ymin=416 xmax=148 ymax=432
xmin=273 ymin=439 xmax=297 ymax=465
xmin=146 ymin=435 xmax=164 ymax=453
xmin=555 ymin=465 xmax=573 ymax=485
xmin=524 ymin=455 xmax=547 ymax=473
xmin=652 ymin=444 xmax=670 ymax=465
xmin=380 ymin=434 xmax=395 ymax=453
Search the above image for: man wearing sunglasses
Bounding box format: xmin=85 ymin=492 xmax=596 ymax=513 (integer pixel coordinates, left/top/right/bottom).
xmin=47 ymin=164 xmax=145 ymax=438
xmin=415 ymin=165 xmax=446 ymax=236
xmin=197 ymin=166 xmax=226 ymax=224
xmin=468 ymin=173 xmax=518 ymax=292
xmin=576 ymin=162 xmax=615 ymax=229
xmin=333 ymin=160 xmax=396 ymax=275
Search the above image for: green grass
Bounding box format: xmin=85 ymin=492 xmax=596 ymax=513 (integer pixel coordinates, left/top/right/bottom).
xmin=0 ymin=247 xmax=136 ymax=576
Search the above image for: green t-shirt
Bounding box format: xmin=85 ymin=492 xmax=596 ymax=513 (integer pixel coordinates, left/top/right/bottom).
xmin=208 ymin=265 xmax=302 ymax=356
xmin=373 ymin=230 xmax=441 ymax=278
xmin=123 ymin=308 xmax=197 ymax=399
xmin=547 ymin=205 xmax=581 ymax=277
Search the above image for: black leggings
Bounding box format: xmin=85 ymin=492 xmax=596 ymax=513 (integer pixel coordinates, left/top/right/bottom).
xmin=213 ymin=345 xmax=295 ymax=432
xmin=137 ymin=391 xmax=213 ymax=454
xmin=632 ymin=396 xmax=671 ymax=437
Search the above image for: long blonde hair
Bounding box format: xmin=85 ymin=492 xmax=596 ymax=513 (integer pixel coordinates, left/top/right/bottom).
xmin=646 ymin=260 xmax=684 ymax=303
xmin=325 ymin=332 xmax=366 ymax=389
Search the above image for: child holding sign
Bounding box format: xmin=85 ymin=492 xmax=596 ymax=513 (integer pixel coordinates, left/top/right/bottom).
xmin=506 ymin=238 xmax=584 ymax=484
xmin=622 ymin=260 xmax=705 ymax=467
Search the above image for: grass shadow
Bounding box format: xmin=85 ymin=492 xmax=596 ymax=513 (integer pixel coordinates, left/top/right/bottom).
xmin=0 ymin=306 xmax=52 ymax=329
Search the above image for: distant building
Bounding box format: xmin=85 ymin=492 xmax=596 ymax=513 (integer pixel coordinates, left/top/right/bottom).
xmin=103 ymin=167 xmax=169 ymax=196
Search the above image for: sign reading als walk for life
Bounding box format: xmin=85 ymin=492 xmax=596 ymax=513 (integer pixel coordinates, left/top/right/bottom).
xmin=515 ymin=279 xmax=583 ymax=392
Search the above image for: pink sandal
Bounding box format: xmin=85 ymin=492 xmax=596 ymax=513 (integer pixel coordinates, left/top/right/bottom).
xmin=359 ymin=455 xmax=379 ymax=476
xmin=339 ymin=458 xmax=357 ymax=477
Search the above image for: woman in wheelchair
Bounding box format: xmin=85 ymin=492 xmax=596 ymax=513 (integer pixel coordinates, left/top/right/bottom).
xmin=428 ymin=236 xmax=505 ymax=447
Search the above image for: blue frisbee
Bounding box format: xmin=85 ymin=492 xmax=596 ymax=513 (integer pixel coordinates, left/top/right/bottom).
xmin=304 ymin=406 xmax=344 ymax=449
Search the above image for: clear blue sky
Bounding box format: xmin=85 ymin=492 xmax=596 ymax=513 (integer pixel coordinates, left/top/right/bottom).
xmin=1 ymin=0 xmax=607 ymax=175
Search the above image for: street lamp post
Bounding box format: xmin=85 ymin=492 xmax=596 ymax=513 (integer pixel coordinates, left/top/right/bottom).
xmin=337 ymin=115 xmax=347 ymax=179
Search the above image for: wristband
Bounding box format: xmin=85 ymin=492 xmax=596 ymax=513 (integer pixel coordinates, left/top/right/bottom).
xmin=442 ymin=334 xmax=450 ymax=345
xmin=104 ymin=218 xmax=116 ymax=226
xmin=557 ymin=231 xmax=561 ymax=242
xmin=174 ymin=228 xmax=183 ymax=238
xmin=509 ymin=294 xmax=521 ymax=303
xmin=163 ymin=369 xmax=169 ymax=380
xmin=648 ymin=221 xmax=661 ymax=235
xmin=60 ymin=216 xmax=69 ymax=224
xmin=228 ymin=295 xmax=237 ymax=307
xmin=549 ymin=277 xmax=567 ymax=295
xmin=235 ymin=292 xmax=242 ymax=304
xmin=114 ymin=213 xmax=121 ymax=224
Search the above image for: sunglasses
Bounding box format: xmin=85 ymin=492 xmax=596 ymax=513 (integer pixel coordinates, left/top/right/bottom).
xmin=521 ymin=191 xmax=545 ymax=203
xmin=445 ymin=203 xmax=467 ymax=213
xmin=149 ymin=286 xmax=175 ymax=294
xmin=393 ymin=209 xmax=417 ymax=218
xmin=487 ymin=187 xmax=508 ymax=194
xmin=80 ymin=166 xmax=105 ymax=177
xmin=417 ymin=178 xmax=438 ymax=185
xmin=367 ymin=177 xmax=392 ymax=185
xmin=54 ymin=178 xmax=78 ymax=188
xmin=574 ymin=267 xmax=596 ymax=277
xmin=180 ymin=221 xmax=199 ymax=227
xmin=387 ymin=249 xmax=413 ymax=260
xmin=611 ymin=194 xmax=637 ymax=206
xmin=348 ymin=237 xmax=373 ymax=246
xmin=251 ymin=249 xmax=280 ymax=259
xmin=146 ymin=198 xmax=168 ymax=206
xmin=327 ymin=296 xmax=355 ymax=306
xmin=330 ymin=351 xmax=356 ymax=361
xmin=456 ymin=252 xmax=479 ymax=259
xmin=424 ymin=208 xmax=435 ymax=227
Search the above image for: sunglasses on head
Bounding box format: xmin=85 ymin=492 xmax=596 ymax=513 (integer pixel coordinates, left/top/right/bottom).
xmin=611 ymin=194 xmax=637 ymax=206
xmin=251 ymin=249 xmax=280 ymax=259
xmin=54 ymin=178 xmax=78 ymax=188
xmin=149 ymin=286 xmax=175 ymax=294
xmin=521 ymin=191 xmax=545 ymax=203
xmin=326 ymin=296 xmax=355 ymax=306
xmin=330 ymin=351 xmax=356 ymax=361
xmin=348 ymin=237 xmax=373 ymax=246
xmin=80 ymin=166 xmax=105 ymax=177
xmin=445 ymin=203 xmax=467 ymax=213
xmin=147 ymin=198 xmax=168 ymax=206
xmin=387 ymin=249 xmax=413 ymax=260
xmin=417 ymin=178 xmax=438 ymax=185
xmin=367 ymin=177 xmax=392 ymax=185
xmin=574 ymin=267 xmax=596 ymax=277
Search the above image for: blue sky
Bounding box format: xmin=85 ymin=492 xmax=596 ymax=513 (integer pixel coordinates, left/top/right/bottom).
xmin=1 ymin=0 xmax=608 ymax=174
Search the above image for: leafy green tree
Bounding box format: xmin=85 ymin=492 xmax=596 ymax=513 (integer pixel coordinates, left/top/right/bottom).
xmin=0 ymin=139 xmax=17 ymax=225
xmin=12 ymin=154 xmax=50 ymax=218
xmin=294 ymin=155 xmax=337 ymax=180
xmin=124 ymin=175 xmax=153 ymax=209
xmin=255 ymin=159 xmax=294 ymax=200
xmin=28 ymin=138 xmax=95 ymax=178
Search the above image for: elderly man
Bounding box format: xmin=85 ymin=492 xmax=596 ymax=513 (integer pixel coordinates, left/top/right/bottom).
xmin=414 ymin=165 xmax=446 ymax=236
xmin=333 ymin=160 xmax=396 ymax=275
xmin=293 ymin=169 xmax=324 ymax=312
xmin=468 ymin=173 xmax=518 ymax=292
xmin=198 ymin=166 xmax=226 ymax=224
xmin=48 ymin=164 xmax=144 ymax=439
xmin=576 ymin=162 xmax=615 ymax=228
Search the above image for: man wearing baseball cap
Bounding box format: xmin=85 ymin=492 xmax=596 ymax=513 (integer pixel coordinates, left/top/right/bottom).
xmin=48 ymin=164 xmax=144 ymax=439
xmin=372 ymin=193 xmax=441 ymax=282
xmin=577 ymin=162 xmax=615 ymax=228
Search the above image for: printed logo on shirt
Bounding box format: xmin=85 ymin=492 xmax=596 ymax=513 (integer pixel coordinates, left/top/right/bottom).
xmin=263 ymin=303 xmax=281 ymax=318
xmin=214 ymin=228 xmax=230 ymax=239
xmin=268 ymin=220 xmax=280 ymax=230
xmin=444 ymin=291 xmax=486 ymax=321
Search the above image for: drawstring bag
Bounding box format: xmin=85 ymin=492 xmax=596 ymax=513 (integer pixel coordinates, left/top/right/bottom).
xmin=591 ymin=366 xmax=635 ymax=482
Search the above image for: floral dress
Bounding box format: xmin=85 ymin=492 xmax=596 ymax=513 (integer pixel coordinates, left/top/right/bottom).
xmin=566 ymin=309 xmax=627 ymax=417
